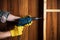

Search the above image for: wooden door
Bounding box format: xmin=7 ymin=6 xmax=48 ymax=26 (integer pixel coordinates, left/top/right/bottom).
xmin=0 ymin=0 xmax=38 ymax=40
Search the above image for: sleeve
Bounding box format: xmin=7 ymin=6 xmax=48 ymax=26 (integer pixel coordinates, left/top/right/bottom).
xmin=10 ymin=25 xmax=24 ymax=37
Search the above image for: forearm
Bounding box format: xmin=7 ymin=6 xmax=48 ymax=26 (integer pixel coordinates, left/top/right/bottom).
xmin=0 ymin=31 xmax=11 ymax=39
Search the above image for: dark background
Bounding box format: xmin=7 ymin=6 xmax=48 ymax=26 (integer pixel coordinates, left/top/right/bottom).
xmin=38 ymin=0 xmax=43 ymax=40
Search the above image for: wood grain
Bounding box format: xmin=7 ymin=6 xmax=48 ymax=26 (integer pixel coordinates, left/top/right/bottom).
xmin=0 ymin=0 xmax=38 ymax=40
xmin=46 ymin=13 xmax=57 ymax=40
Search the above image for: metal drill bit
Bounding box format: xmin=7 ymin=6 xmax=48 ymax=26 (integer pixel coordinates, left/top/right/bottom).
xmin=31 ymin=17 xmax=42 ymax=20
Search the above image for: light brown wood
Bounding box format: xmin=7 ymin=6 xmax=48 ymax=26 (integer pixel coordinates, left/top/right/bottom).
xmin=0 ymin=0 xmax=38 ymax=40
xmin=18 ymin=0 xmax=28 ymax=40
xmin=47 ymin=0 xmax=52 ymax=9
xmin=46 ymin=0 xmax=58 ymax=40
xmin=52 ymin=0 xmax=57 ymax=9
xmin=11 ymin=0 xmax=19 ymax=16
xmin=19 ymin=0 xmax=28 ymax=17
xmin=47 ymin=0 xmax=57 ymax=9
xmin=46 ymin=13 xmax=51 ymax=40
xmin=57 ymin=13 xmax=60 ymax=40
xmin=46 ymin=13 xmax=57 ymax=40
xmin=28 ymin=0 xmax=38 ymax=40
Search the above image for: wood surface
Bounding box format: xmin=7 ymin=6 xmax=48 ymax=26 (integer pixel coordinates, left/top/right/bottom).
xmin=0 ymin=0 xmax=38 ymax=40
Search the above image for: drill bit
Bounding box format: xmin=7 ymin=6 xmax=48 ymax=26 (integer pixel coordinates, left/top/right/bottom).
xmin=31 ymin=17 xmax=42 ymax=20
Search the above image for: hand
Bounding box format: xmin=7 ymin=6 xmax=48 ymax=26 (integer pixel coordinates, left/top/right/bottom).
xmin=7 ymin=14 xmax=20 ymax=21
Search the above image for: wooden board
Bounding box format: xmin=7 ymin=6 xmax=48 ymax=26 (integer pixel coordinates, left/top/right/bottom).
xmin=0 ymin=0 xmax=38 ymax=40
xmin=46 ymin=12 xmax=57 ymax=40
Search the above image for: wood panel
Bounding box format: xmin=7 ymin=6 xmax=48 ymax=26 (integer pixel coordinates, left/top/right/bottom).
xmin=0 ymin=0 xmax=2 ymax=9
xmin=10 ymin=0 xmax=19 ymax=16
xmin=46 ymin=13 xmax=51 ymax=40
xmin=0 ymin=0 xmax=38 ymax=40
xmin=0 ymin=0 xmax=28 ymax=40
xmin=28 ymin=0 xmax=38 ymax=40
xmin=46 ymin=12 xmax=57 ymax=40
xmin=46 ymin=0 xmax=58 ymax=40
xmin=47 ymin=0 xmax=57 ymax=9
xmin=18 ymin=0 xmax=28 ymax=40
xmin=57 ymin=0 xmax=60 ymax=9
xmin=19 ymin=0 xmax=28 ymax=17
xmin=57 ymin=13 xmax=60 ymax=40
xmin=2 ymin=0 xmax=7 ymax=11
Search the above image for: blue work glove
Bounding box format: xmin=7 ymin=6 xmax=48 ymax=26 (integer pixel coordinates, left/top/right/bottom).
xmin=16 ymin=16 xmax=32 ymax=26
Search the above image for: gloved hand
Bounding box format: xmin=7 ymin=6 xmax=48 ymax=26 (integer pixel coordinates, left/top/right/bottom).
xmin=10 ymin=26 xmax=24 ymax=37
xmin=10 ymin=16 xmax=33 ymax=37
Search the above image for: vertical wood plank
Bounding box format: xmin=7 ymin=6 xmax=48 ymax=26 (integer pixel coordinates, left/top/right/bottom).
xmin=7 ymin=0 xmax=10 ymax=12
xmin=19 ymin=0 xmax=28 ymax=17
xmin=0 ymin=0 xmax=3 ymax=10
xmin=57 ymin=0 xmax=60 ymax=9
xmin=52 ymin=13 xmax=57 ymax=40
xmin=52 ymin=0 xmax=57 ymax=9
xmin=18 ymin=0 xmax=28 ymax=40
xmin=46 ymin=13 xmax=57 ymax=40
xmin=47 ymin=0 xmax=57 ymax=9
xmin=2 ymin=0 xmax=7 ymax=11
xmin=47 ymin=0 xmax=52 ymax=9
xmin=57 ymin=13 xmax=60 ymax=40
xmin=10 ymin=0 xmax=19 ymax=16
xmin=10 ymin=0 xmax=14 ymax=14
xmin=28 ymin=0 xmax=38 ymax=40
xmin=46 ymin=13 xmax=52 ymax=40
xmin=12 ymin=0 xmax=19 ymax=16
